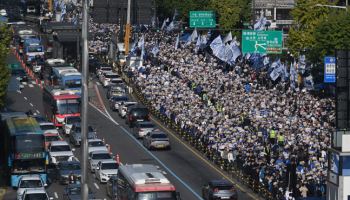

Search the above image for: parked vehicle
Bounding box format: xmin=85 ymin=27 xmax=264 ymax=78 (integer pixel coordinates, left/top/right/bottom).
xmin=202 ymin=180 xmax=238 ymax=200
xmin=55 ymin=161 xmax=81 ymax=185
xmin=48 ymin=141 xmax=75 ymax=165
xmin=16 ymin=175 xmax=46 ymax=200
xmin=125 ymin=106 xmax=150 ymax=128
xmin=62 ymin=116 xmax=81 ymax=136
xmin=88 ymin=150 xmax=113 ymax=172
xmin=63 ymin=184 xmax=95 ymax=200
xmin=143 ymin=131 xmax=171 ymax=150
xmin=132 ymin=121 xmax=155 ymax=139
xmin=109 ymin=95 xmax=128 ymax=111
xmin=118 ymin=101 xmax=137 ymax=118
xmin=88 ymin=139 xmax=108 ymax=154
xmin=95 ymin=160 xmax=119 ymax=183
xmin=20 ymin=188 xmax=52 ymax=200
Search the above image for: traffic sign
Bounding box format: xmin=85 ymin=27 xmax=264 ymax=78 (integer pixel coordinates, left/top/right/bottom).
xmin=241 ymin=30 xmax=283 ymax=54
xmin=189 ymin=11 xmax=216 ymax=28
xmin=324 ymin=56 xmax=336 ymax=83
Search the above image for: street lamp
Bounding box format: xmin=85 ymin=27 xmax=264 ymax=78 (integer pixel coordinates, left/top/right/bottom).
xmin=314 ymin=4 xmax=348 ymax=12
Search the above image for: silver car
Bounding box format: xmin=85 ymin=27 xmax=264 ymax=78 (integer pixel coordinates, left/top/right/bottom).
xmin=118 ymin=101 xmax=137 ymax=118
xmin=143 ymin=131 xmax=171 ymax=150
xmin=88 ymin=150 xmax=113 ymax=172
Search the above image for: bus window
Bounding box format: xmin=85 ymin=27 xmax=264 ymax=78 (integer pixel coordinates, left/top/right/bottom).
xmin=57 ymin=99 xmax=80 ymax=114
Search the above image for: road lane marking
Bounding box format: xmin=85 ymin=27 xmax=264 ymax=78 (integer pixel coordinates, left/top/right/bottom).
xmin=31 ymin=81 xmax=36 ymax=84
xmin=24 ymin=97 xmax=27 ymax=100
xmin=36 ymin=110 xmax=40 ymax=114
xmin=29 ymin=103 xmax=33 ymax=107
xmin=96 ymin=82 xmax=101 ymax=85
xmin=94 ymin=84 xmax=118 ymax=124
xmin=22 ymin=82 xmax=27 ymax=85
xmin=94 ymin=182 xmax=100 ymax=190
xmin=28 ymin=84 xmax=33 ymax=88
xmin=54 ymin=192 xmax=58 ymax=199
xmin=89 ymin=102 xmax=203 ymax=200
xmin=17 ymin=90 xmax=22 ymax=94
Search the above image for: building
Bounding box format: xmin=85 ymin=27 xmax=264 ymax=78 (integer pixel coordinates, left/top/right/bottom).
xmin=92 ymin=0 xmax=154 ymax=25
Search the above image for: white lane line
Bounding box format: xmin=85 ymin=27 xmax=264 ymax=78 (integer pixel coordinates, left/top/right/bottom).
xmin=96 ymin=82 xmax=101 ymax=86
xmin=54 ymin=192 xmax=58 ymax=199
xmin=24 ymin=97 xmax=27 ymax=100
xmin=22 ymin=82 xmax=27 ymax=85
xmin=28 ymin=84 xmax=34 ymax=88
xmin=29 ymin=103 xmax=33 ymax=107
xmin=94 ymin=182 xmax=100 ymax=190
xmin=36 ymin=110 xmax=40 ymax=114
xmin=88 ymin=102 xmax=203 ymax=200
xmin=17 ymin=90 xmax=22 ymax=94
xmin=31 ymin=81 xmax=36 ymax=85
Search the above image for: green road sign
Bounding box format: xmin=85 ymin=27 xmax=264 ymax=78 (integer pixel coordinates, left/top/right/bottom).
xmin=189 ymin=11 xmax=216 ymax=28
xmin=242 ymin=30 xmax=283 ymax=54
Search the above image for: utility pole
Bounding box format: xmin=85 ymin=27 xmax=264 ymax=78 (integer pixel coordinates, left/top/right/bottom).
xmin=81 ymin=0 xmax=89 ymax=199
xmin=124 ymin=0 xmax=131 ymax=55
xmin=252 ymin=0 xmax=255 ymax=25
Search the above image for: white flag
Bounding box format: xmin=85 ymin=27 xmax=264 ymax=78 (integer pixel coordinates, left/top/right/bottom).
xmin=137 ymin=35 xmax=144 ymax=48
xmin=223 ymin=32 xmax=232 ymax=44
xmin=210 ymin=36 xmax=223 ymax=56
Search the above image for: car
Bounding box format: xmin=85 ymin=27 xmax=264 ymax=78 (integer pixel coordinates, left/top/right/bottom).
xmin=106 ymin=175 xmax=117 ymax=199
xmin=88 ymin=139 xmax=108 ymax=154
xmin=39 ymin=122 xmax=59 ymax=134
xmin=69 ymin=122 xmax=95 ymax=136
xmin=0 ymin=9 xmax=7 ymax=17
xmin=11 ymin=67 xmax=28 ymax=82
xmin=109 ymin=95 xmax=128 ymax=111
xmin=55 ymin=161 xmax=81 ymax=185
xmin=118 ymin=101 xmax=137 ymax=118
xmin=143 ymin=131 xmax=171 ymax=150
xmin=99 ymin=71 xmax=120 ymax=87
xmin=63 ymin=116 xmax=81 ymax=136
xmin=44 ymin=132 xmax=62 ymax=150
xmin=97 ymin=65 xmax=112 ymax=78
xmin=132 ymin=121 xmax=156 ymax=138
xmin=16 ymin=175 xmax=46 ymax=200
xmin=106 ymin=85 xmax=127 ymax=99
xmin=202 ymin=180 xmax=238 ymax=200
xmin=63 ymin=184 xmax=95 ymax=200
xmin=69 ymin=125 xmax=97 ymax=146
xmin=88 ymin=150 xmax=113 ymax=172
xmin=31 ymin=57 xmax=45 ymax=74
xmin=125 ymin=106 xmax=150 ymax=127
xmin=20 ymin=188 xmax=52 ymax=200
xmin=48 ymin=141 xmax=75 ymax=165
xmin=95 ymin=160 xmax=119 ymax=183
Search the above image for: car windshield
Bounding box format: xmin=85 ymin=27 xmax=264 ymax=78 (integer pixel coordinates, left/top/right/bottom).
xmin=15 ymin=135 xmax=44 ymax=153
xmin=40 ymin=124 xmax=56 ymax=131
xmin=24 ymin=193 xmax=48 ymax=200
xmin=101 ymin=67 xmax=112 ymax=71
xmin=88 ymin=141 xmax=104 ymax=147
xmin=68 ymin=186 xmax=81 ymax=195
xmin=139 ymin=123 xmax=155 ymax=128
xmin=137 ymin=192 xmax=177 ymax=200
xmin=65 ymin=79 xmax=81 ymax=88
xmin=105 ymin=74 xmax=119 ymax=79
xmin=57 ymin=99 xmax=80 ymax=114
xmin=112 ymin=96 xmax=128 ymax=101
xmin=101 ymin=162 xmax=118 ymax=170
xmin=19 ymin=180 xmax=43 ymax=188
xmin=92 ymin=153 xmax=111 ymax=160
xmin=61 ymin=163 xmax=81 ymax=171
xmin=111 ymin=79 xmax=123 ymax=84
xmin=27 ymin=45 xmax=43 ymax=53
xmin=151 ymin=134 xmax=167 ymax=139
xmin=214 ymin=185 xmax=234 ymax=191
xmin=45 ymin=135 xmax=60 ymax=142
xmin=66 ymin=117 xmax=81 ymax=124
xmin=13 ymin=159 xmax=45 ymax=173
xmin=51 ymin=145 xmax=70 ymax=152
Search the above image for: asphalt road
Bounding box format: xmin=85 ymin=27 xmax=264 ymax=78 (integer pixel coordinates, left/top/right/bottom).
xmin=3 ymin=38 xmax=261 ymax=200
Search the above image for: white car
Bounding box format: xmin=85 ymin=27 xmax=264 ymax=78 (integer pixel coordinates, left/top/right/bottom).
xmin=16 ymin=175 xmax=46 ymax=200
xmin=118 ymin=101 xmax=137 ymax=118
xmin=97 ymin=66 xmax=112 ymax=78
xmin=0 ymin=9 xmax=7 ymax=17
xmin=39 ymin=122 xmax=59 ymax=135
xmin=88 ymin=139 xmax=108 ymax=154
xmin=88 ymin=150 xmax=113 ymax=172
xmin=100 ymin=71 xmax=120 ymax=87
xmin=95 ymin=160 xmax=119 ymax=183
xmin=20 ymin=188 xmax=52 ymax=200
xmin=63 ymin=116 xmax=81 ymax=136
xmin=48 ymin=141 xmax=75 ymax=165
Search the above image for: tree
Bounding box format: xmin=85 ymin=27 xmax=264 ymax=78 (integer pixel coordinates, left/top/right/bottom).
xmin=0 ymin=24 xmax=12 ymax=108
xmin=286 ymin=0 xmax=331 ymax=57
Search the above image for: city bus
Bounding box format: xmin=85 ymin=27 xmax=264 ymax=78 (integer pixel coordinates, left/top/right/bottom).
xmin=41 ymin=58 xmax=66 ymax=82
xmin=23 ymin=38 xmax=45 ymax=64
xmin=0 ymin=113 xmax=47 ymax=187
xmin=42 ymin=86 xmax=81 ymax=127
xmin=116 ymin=164 xmax=181 ymax=200
xmin=51 ymin=67 xmax=81 ymax=95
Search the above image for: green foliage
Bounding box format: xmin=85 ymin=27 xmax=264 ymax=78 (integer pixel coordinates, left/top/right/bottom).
xmin=0 ymin=24 xmax=12 ymax=108
xmin=286 ymin=0 xmax=331 ymax=56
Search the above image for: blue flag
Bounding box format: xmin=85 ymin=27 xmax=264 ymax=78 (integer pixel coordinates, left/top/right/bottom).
xmin=175 ymin=34 xmax=179 ymax=50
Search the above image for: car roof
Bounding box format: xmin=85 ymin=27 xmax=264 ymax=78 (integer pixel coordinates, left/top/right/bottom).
xmin=136 ymin=121 xmax=154 ymax=125
xmin=88 ymin=138 xmax=103 ymax=142
xmin=51 ymin=140 xmax=69 ymax=145
xmin=209 ymin=180 xmax=233 ymax=187
xmin=23 ymin=188 xmax=47 ymax=194
xmin=91 ymin=150 xmax=110 ymax=154
xmin=99 ymin=159 xmax=117 ymax=164
xmin=104 ymin=71 xmax=117 ymax=75
xmin=59 ymin=160 xmax=80 ymax=165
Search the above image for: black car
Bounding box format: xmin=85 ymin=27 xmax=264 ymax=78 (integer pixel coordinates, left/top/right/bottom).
xmin=11 ymin=67 xmax=28 ymax=82
xmin=55 ymin=161 xmax=81 ymax=185
xmin=125 ymin=106 xmax=150 ymax=128
xmin=202 ymin=180 xmax=238 ymax=200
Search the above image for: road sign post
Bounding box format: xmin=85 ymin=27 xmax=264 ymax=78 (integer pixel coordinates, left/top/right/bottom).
xmin=189 ymin=11 xmax=216 ymax=28
xmin=241 ymin=30 xmax=283 ymax=54
xmin=324 ymin=56 xmax=336 ymax=83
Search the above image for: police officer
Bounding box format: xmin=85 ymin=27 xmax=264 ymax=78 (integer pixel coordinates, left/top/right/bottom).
xmin=269 ymin=128 xmax=276 ymax=144
xmin=277 ymin=133 xmax=284 ymax=147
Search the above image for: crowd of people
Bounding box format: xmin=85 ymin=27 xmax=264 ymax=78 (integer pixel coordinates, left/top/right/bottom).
xmin=126 ymin=30 xmax=334 ymax=199
xmin=88 ymin=19 xmax=118 ymax=55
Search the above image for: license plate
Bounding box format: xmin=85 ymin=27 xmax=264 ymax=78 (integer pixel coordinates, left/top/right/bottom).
xmin=221 ymin=197 xmax=230 ymax=199
xmin=157 ymin=144 xmax=164 ymax=148
xmin=137 ymin=119 xmax=144 ymax=122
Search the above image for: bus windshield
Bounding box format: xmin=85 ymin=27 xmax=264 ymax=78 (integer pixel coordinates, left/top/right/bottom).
xmin=137 ymin=192 xmax=177 ymax=200
xmin=57 ymin=99 xmax=80 ymax=114
xmin=65 ymin=79 xmax=81 ymax=88
xmin=15 ymin=135 xmax=44 ymax=153
xmin=27 ymin=46 xmax=43 ymax=53
xmin=12 ymin=159 xmax=45 ymax=174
